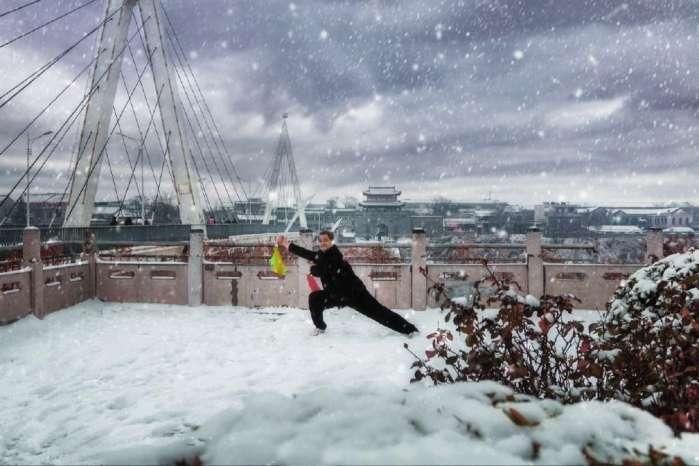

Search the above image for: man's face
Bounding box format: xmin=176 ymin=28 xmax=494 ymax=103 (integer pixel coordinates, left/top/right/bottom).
xmin=318 ymin=234 xmax=333 ymax=251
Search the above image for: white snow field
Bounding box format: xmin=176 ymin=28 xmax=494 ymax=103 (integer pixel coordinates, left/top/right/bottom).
xmin=1 ymin=301 xmax=698 ymax=465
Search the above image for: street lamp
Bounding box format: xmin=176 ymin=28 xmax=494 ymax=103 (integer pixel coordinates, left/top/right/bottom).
xmin=26 ymin=130 xmax=53 ymax=227
xmin=116 ymin=132 xmax=146 ymax=225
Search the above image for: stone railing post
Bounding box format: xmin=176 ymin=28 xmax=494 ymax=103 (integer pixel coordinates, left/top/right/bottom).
xmin=188 ymin=228 xmax=204 ymax=306
xmin=23 ymin=227 xmax=44 ymax=318
xmin=411 ymin=228 xmax=427 ymax=311
xmin=645 ymin=227 xmax=663 ymax=264
xmin=297 ymin=229 xmax=314 ymax=309
xmin=526 ymin=226 xmax=544 ymax=298
xmin=82 ymin=231 xmax=97 ymax=298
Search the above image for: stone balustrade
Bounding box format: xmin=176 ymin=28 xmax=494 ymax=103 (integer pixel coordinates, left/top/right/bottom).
xmin=0 ymin=226 xmax=670 ymax=324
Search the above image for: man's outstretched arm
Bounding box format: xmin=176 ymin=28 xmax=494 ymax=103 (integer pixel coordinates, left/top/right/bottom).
xmin=277 ymin=235 xmax=317 ymax=262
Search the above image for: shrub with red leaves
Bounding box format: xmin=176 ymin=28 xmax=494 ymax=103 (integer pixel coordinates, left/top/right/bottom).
xmin=407 ymin=251 xmax=699 ymax=436
xmin=406 ymin=261 xmax=597 ymax=402
xmin=589 ymin=249 xmax=699 ymax=433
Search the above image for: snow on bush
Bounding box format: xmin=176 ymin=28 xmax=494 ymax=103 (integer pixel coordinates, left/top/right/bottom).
xmin=412 ymin=253 xmax=699 ymax=437
xmin=409 ymin=263 xmax=595 ymax=402
xmin=99 ymin=383 xmax=698 ymax=466
xmin=591 ymin=249 xmax=699 ymax=433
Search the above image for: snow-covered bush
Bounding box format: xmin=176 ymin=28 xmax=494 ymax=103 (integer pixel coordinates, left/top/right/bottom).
xmin=407 ymin=262 xmax=596 ymax=403
xmin=410 ymin=252 xmax=699 ymax=435
xmin=590 ymin=249 xmax=699 ymax=433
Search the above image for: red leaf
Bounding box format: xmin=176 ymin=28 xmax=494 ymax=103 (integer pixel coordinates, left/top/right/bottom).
xmin=504 ymin=407 xmax=539 ymax=427
xmin=579 ymin=338 xmax=591 ymax=354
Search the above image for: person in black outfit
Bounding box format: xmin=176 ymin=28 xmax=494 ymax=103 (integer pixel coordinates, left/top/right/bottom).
xmin=277 ymin=231 xmax=418 ymax=336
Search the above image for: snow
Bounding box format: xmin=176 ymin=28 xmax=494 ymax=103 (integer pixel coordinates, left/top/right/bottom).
xmin=609 ymin=249 xmax=699 ymax=319
xmin=43 ymin=261 xmax=87 ymax=270
xmin=589 ymin=225 xmax=644 ymax=234
xmin=663 ymin=226 xmax=695 ymax=234
xmin=1 ymin=302 xmax=698 ymax=465
xmin=524 ymin=294 xmax=541 ymax=307
xmin=0 ymin=266 xmax=30 ymax=277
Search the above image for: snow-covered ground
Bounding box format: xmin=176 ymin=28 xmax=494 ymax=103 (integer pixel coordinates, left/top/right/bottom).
xmin=1 ymin=302 xmax=697 ymax=465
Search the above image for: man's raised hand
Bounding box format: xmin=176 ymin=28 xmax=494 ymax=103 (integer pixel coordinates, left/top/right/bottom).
xmin=276 ymin=235 xmax=290 ymax=248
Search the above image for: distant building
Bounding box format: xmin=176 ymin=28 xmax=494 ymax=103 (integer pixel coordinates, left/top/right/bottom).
xmin=22 ymin=193 xmax=67 ymax=226
xmin=538 ymin=202 xmax=585 ymax=238
xmin=359 ymin=186 xmax=405 ymax=210
xmin=496 ymin=205 xmax=535 ymax=234
xmin=0 ymin=195 xmax=21 ymax=225
xmin=610 ymin=207 xmax=692 ymax=229
xmin=91 ymin=201 xmax=140 ymax=225
xmin=91 ymin=202 xmax=120 ymax=225
xmin=234 ymin=197 xmax=266 ymax=223
xmin=578 ymin=207 xmax=610 ymax=229
xmin=534 ymin=204 xmax=546 ymax=225
xmin=652 ymin=208 xmax=692 ymax=228
xmin=443 ymin=216 xmax=477 ymax=233
xmin=410 ymin=216 xmax=443 ymax=237
xmin=350 ymin=186 xmax=447 ymax=239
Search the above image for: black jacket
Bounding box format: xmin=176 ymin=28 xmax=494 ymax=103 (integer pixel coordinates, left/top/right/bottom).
xmin=288 ymin=243 xmax=366 ymax=297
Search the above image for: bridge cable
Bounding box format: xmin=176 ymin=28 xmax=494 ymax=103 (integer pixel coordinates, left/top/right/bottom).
xmin=0 ymin=0 xmax=101 ymax=49
xmin=175 ymin=93 xmax=226 ymax=214
xmin=186 ymin=147 xmax=214 ymax=215
xmin=130 ymin=9 xmax=180 ymax=210
xmin=164 ymin=29 xmax=245 ymax=209
xmin=62 ymin=74 xmax=164 ymax=225
xmin=118 ymin=71 xmax=159 ymax=193
xmin=61 ymin=14 xmax=154 ymax=213
xmin=112 ymin=71 xmax=169 ymax=219
xmin=0 ymin=88 xmax=95 ymax=224
xmin=0 ymin=33 xmax=126 ymax=218
xmin=57 ymin=21 xmax=162 ymax=223
xmin=167 ymin=48 xmax=237 ymax=215
xmin=47 ymin=130 xmax=94 ymax=228
xmin=63 ymin=57 xmax=160 ymax=224
xmin=161 ymin=4 xmax=248 ymax=200
xmin=117 ymin=41 xmax=175 ymax=211
xmin=0 ymin=0 xmax=45 ymax=19
xmin=0 ymin=5 xmax=127 ymax=158
xmin=161 ymin=5 xmax=248 ymax=203
xmin=103 ymin=148 xmax=123 ymax=201
xmin=149 ymin=131 xmax=172 ymax=223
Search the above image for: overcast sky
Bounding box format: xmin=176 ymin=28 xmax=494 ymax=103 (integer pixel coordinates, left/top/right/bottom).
xmin=1 ymin=0 xmax=698 ymax=207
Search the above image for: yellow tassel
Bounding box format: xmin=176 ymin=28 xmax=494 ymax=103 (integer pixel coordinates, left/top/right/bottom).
xmin=269 ymin=245 xmax=287 ymax=277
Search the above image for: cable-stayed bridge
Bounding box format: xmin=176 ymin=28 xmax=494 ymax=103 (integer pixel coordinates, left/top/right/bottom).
xmin=0 ymin=0 xmax=306 ymax=244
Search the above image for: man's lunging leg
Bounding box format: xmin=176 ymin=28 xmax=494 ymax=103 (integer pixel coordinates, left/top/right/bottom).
xmin=308 ymin=290 xmax=329 ymax=330
xmin=308 ymin=290 xmax=344 ymax=331
xmin=349 ymin=291 xmax=418 ymax=335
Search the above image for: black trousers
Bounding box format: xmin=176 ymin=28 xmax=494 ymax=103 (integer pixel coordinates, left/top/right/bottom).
xmin=308 ymin=289 xmax=418 ymax=335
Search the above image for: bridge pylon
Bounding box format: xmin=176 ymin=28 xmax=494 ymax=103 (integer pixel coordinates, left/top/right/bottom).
xmin=63 ymin=0 xmax=204 ymax=228
xmin=262 ymin=114 xmax=307 ymax=228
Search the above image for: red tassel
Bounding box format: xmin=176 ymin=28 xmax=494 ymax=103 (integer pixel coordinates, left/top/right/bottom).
xmin=306 ymin=274 xmax=322 ymax=291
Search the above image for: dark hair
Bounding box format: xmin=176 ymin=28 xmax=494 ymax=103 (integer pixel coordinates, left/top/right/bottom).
xmin=318 ymin=230 xmax=334 ymax=240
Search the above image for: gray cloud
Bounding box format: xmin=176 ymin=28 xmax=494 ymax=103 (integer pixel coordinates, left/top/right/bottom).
xmin=0 ymin=0 xmax=698 ymax=208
